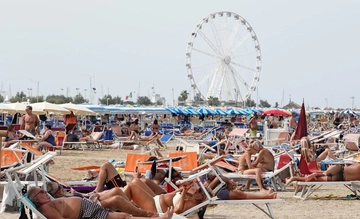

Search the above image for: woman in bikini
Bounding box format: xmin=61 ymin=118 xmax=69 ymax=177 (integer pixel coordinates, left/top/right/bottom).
xmin=129 ymin=119 xmax=141 ymax=140
xmin=151 ymin=119 xmax=160 ymax=136
xmin=237 ymin=140 xmax=257 ymax=174
xmin=124 ymin=178 xmax=205 ymax=215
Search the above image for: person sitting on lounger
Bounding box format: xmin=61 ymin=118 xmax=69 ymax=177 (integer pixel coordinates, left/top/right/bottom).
xmin=129 ymin=119 xmax=141 ymax=140
xmin=300 ymin=137 xmax=337 ymax=163
xmin=28 ymin=186 xmax=173 ymax=219
xmin=285 ymin=162 xmax=360 ymax=185
xmin=204 ymin=172 xmax=277 ymax=200
xmin=36 ymin=125 xmax=57 ymax=151
xmin=237 ymin=140 xmax=275 ymax=193
xmin=3 ymin=124 xmax=18 ymax=147
xmin=45 ymin=181 xmax=156 ymax=217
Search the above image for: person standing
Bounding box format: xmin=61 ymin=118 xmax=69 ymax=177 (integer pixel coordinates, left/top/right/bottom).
xmin=20 ymin=105 xmax=40 ymax=136
xmin=248 ymin=114 xmax=258 ymax=137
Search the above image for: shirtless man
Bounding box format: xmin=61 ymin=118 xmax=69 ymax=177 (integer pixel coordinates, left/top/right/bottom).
xmin=289 ymin=112 xmax=297 ymax=133
xmin=21 ymin=105 xmax=40 ymax=136
xmin=240 ymin=141 xmax=275 ymax=193
xmin=28 ymin=186 xmax=173 ymax=219
xmin=248 ymin=114 xmax=258 ymax=137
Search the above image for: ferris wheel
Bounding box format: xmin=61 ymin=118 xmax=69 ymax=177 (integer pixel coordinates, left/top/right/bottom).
xmin=186 ymin=11 xmax=261 ymax=103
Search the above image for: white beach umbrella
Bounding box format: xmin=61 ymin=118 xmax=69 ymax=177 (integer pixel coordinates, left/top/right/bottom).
xmin=0 ymin=104 xmax=16 ymax=114
xmin=32 ymin=101 xmax=70 ymax=114
xmin=60 ymin=103 xmax=96 ymax=115
xmin=5 ymin=102 xmax=45 ymax=115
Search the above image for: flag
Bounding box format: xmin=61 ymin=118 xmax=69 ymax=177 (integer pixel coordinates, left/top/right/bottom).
xmin=129 ymin=92 xmax=132 ymax=98
xmin=125 ymin=96 xmax=129 ymax=100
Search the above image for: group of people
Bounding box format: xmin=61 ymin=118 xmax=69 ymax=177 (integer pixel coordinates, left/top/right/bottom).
xmin=26 ymin=155 xmax=278 ymax=219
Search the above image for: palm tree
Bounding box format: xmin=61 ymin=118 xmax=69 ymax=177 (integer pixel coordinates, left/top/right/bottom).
xmin=179 ymin=90 xmax=189 ymax=101
xmin=207 ymin=96 xmax=220 ymax=106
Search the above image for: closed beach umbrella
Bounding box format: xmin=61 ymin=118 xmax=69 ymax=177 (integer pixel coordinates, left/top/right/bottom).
xmin=294 ymin=101 xmax=308 ymax=140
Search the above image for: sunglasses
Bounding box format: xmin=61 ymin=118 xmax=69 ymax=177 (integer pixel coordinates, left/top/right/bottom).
xmin=32 ymin=189 xmax=46 ymax=200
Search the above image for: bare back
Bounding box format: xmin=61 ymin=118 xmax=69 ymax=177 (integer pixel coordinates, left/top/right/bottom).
xmin=254 ymin=149 xmax=275 ymax=171
xmin=289 ymin=117 xmax=297 ymax=129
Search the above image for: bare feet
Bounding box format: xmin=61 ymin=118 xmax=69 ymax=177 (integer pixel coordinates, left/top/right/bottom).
xmin=285 ymin=177 xmax=293 ymax=186
xmin=259 ymin=188 xmax=269 ymax=193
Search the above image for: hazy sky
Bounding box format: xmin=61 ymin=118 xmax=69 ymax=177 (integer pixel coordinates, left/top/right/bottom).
xmin=1 ymin=0 xmax=359 ymax=109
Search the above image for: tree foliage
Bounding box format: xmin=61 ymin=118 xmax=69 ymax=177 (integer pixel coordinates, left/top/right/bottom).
xmin=245 ymin=99 xmax=256 ymax=107
xmin=0 ymin=95 xmax=4 ymax=102
xmin=178 ymin=90 xmax=189 ymax=101
xmin=99 ymin=95 xmax=124 ymax=105
xmin=259 ymin=100 xmax=271 ymax=108
xmin=274 ymin=102 xmax=279 ymax=108
xmin=137 ymin=96 xmax=151 ymax=105
xmin=207 ymin=96 xmax=220 ymax=106
xmin=45 ymin=95 xmax=72 ymax=104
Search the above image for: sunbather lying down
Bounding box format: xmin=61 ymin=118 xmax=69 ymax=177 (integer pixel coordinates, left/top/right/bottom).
xmin=175 ymin=129 xmax=207 ymax=137
xmin=28 ymin=186 xmax=173 ymax=219
xmin=124 ymin=178 xmax=205 ymax=215
xmin=45 ymin=181 xmax=156 ymax=217
xmin=285 ymin=162 xmax=360 ymax=185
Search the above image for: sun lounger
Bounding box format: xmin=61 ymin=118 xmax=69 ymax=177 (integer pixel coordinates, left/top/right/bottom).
xmin=176 ymin=166 xmax=284 ymax=218
xmin=293 ymin=181 xmax=354 ymax=200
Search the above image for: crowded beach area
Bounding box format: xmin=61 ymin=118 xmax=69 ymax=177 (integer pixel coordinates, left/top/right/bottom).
xmin=2 ymin=1 xmax=360 ymax=218
xmin=1 ymin=103 xmax=360 ymax=219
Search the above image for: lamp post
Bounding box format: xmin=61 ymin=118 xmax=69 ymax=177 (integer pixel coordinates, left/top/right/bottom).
xmin=84 ymin=89 xmax=87 ymax=102
xmin=107 ymin=98 xmax=109 ymax=106
xmin=27 ymin=88 xmax=32 ymax=98
xmin=61 ymin=88 xmax=64 ymax=96
xmin=76 ymin=88 xmax=80 ymax=95
xmin=30 ymin=80 xmax=39 ymax=102
xmin=325 ymin=98 xmax=328 ymax=108
xmin=351 ymin=96 xmax=355 ymax=109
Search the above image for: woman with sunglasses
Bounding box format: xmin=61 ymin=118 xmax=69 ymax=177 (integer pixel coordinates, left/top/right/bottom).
xmin=28 ymin=186 xmax=173 ymax=219
xmin=44 ymin=181 xmax=157 ymax=217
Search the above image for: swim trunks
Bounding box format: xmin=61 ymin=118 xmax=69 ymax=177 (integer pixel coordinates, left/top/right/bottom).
xmin=26 ymin=129 xmax=37 ymax=136
xmin=153 ymin=195 xmax=163 ymax=213
xmin=216 ymin=188 xmax=230 ymax=200
xmin=105 ymin=174 xmax=127 ymax=189
xmin=78 ymin=198 xmax=109 ymax=219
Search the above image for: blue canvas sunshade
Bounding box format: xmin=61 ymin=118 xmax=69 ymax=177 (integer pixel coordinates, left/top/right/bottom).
xmin=185 ymin=108 xmax=200 ymax=115
xmin=104 ymin=106 xmax=126 ymax=113
xmin=81 ymin=104 xmax=109 ymax=114
xmin=214 ymin=109 xmax=227 ymax=115
xmin=197 ymin=108 xmax=215 ymax=115
xmin=339 ymin=109 xmax=358 ymax=115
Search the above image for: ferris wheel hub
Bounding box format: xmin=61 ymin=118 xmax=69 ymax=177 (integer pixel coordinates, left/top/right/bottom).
xmin=224 ymin=56 xmax=231 ymax=64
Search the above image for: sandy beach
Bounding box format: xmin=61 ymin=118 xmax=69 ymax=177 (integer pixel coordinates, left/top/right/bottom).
xmin=1 ymin=142 xmax=360 ymax=219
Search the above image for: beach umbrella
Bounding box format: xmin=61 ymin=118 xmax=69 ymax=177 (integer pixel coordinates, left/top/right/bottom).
xmin=31 ymin=101 xmax=70 ymax=114
xmin=294 ymin=101 xmax=308 ymax=140
xmin=60 ymin=103 xmax=96 ymax=115
xmin=0 ymin=104 xmax=16 ymax=114
xmin=262 ymin=109 xmax=291 ymax=117
xmin=340 ymin=109 xmax=357 ymax=115
xmin=165 ymin=108 xmax=177 ymax=114
xmin=5 ymin=102 xmax=45 ymax=115
xmin=214 ymin=109 xmax=227 ymax=116
xmin=197 ymin=108 xmax=215 ymax=115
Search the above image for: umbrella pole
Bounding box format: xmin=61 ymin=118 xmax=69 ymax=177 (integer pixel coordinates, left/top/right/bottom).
xmin=0 ymin=130 xmax=8 ymax=171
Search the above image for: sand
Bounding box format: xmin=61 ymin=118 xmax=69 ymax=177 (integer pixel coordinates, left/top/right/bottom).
xmin=1 ymin=142 xmax=360 ymax=219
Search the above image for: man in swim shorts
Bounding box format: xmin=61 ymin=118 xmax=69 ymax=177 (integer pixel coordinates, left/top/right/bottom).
xmin=28 ymin=186 xmax=174 ymax=219
xmin=93 ymin=161 xmax=127 ymax=193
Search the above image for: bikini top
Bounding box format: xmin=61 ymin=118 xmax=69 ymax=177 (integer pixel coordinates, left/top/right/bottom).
xmin=172 ymin=192 xmax=181 ymax=206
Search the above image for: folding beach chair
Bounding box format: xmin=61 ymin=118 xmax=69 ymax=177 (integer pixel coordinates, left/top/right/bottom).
xmin=176 ymin=160 xmax=285 ymax=218
xmin=123 ymin=153 xmax=152 ymax=178
xmin=159 ymin=133 xmax=174 ymax=148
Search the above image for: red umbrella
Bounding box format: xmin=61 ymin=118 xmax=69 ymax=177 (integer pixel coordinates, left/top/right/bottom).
xmin=262 ymin=109 xmax=291 ymax=116
xmin=294 ymin=101 xmax=308 ymax=140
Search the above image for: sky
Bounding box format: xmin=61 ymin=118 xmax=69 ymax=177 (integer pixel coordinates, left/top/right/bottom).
xmin=1 ymin=0 xmax=360 ymax=109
